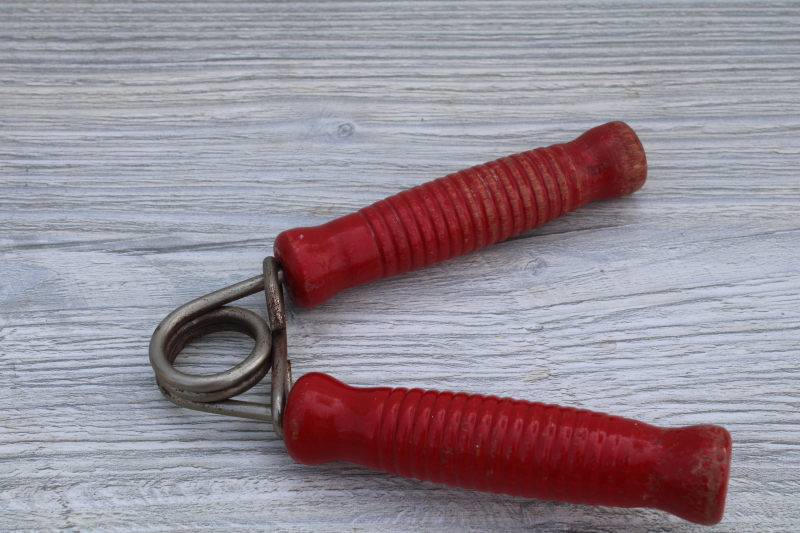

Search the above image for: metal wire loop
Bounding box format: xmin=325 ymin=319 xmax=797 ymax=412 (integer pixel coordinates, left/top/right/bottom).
xmin=148 ymin=257 xmax=291 ymax=437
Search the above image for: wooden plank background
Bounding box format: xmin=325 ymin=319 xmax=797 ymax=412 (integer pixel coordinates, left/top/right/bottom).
xmin=1 ymin=1 xmax=798 ymax=531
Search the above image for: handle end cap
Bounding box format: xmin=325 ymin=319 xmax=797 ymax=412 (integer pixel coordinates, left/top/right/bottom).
xmin=570 ymin=121 xmax=647 ymax=201
xmin=657 ymin=424 xmax=732 ymax=525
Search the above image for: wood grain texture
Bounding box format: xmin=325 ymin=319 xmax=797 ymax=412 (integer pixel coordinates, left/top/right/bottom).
xmin=1 ymin=1 xmax=798 ymax=531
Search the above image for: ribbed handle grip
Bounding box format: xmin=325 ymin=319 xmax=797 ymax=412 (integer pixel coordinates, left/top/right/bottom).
xmin=274 ymin=121 xmax=647 ymax=307
xmin=283 ymin=373 xmax=731 ymax=526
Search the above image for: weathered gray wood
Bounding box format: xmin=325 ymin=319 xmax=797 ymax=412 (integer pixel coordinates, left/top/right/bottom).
xmin=1 ymin=1 xmax=798 ymax=531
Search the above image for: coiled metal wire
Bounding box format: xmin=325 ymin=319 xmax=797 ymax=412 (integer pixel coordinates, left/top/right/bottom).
xmin=149 ymin=257 xmax=290 ymax=437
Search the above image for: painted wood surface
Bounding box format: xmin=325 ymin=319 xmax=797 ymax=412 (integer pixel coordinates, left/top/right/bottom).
xmin=1 ymin=1 xmax=798 ymax=531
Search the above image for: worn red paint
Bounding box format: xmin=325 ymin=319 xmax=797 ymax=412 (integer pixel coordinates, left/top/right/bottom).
xmin=274 ymin=124 xmax=731 ymax=524
xmin=284 ymin=373 xmax=731 ymax=526
xmin=274 ymin=121 xmax=648 ymax=308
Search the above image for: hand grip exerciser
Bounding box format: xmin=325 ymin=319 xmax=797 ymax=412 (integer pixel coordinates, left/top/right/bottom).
xmin=149 ymin=122 xmax=732 ymax=526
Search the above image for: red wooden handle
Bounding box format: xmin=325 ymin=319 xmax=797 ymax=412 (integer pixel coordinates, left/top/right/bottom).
xmin=274 ymin=121 xmax=647 ymax=307
xmin=283 ymin=373 xmax=731 ymax=526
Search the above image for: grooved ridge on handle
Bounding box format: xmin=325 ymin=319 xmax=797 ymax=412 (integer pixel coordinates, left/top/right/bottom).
xmin=359 ymin=145 xmax=583 ymax=279
xmin=373 ymin=384 xmax=634 ymax=503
